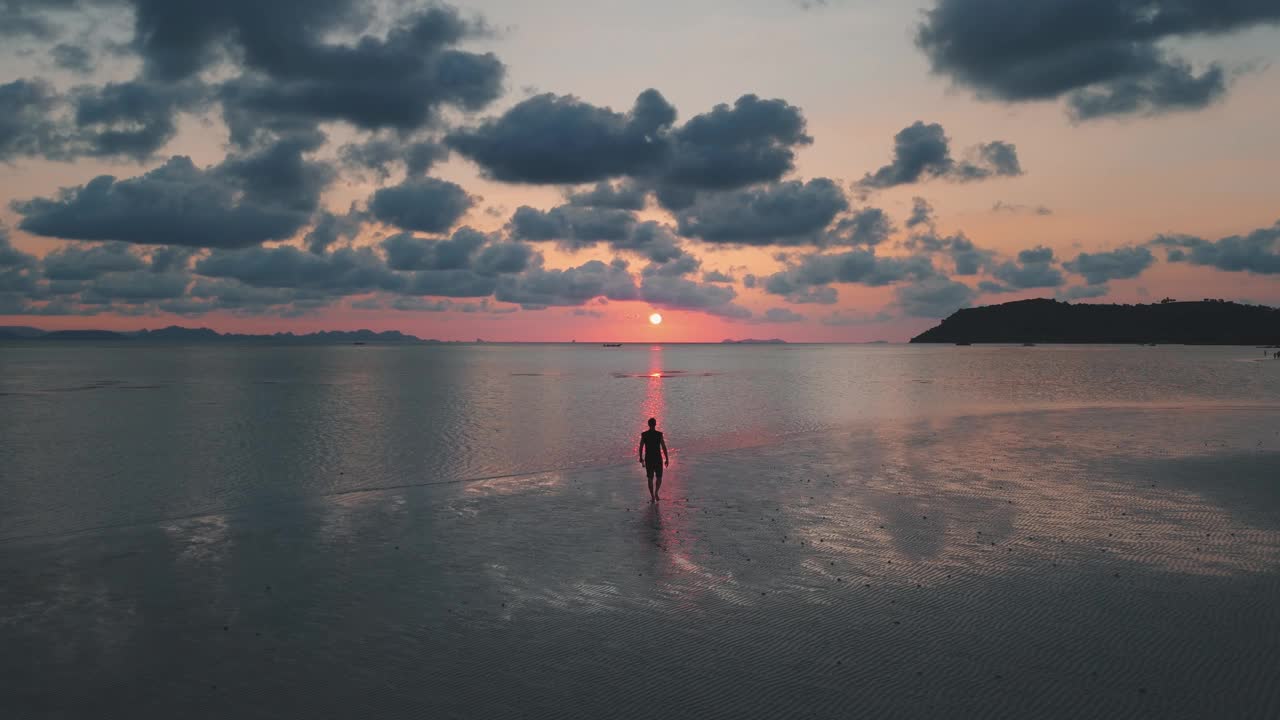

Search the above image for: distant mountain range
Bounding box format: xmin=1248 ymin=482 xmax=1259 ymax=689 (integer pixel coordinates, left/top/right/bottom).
xmin=911 ymin=299 xmax=1280 ymax=345
xmin=0 ymin=325 xmax=440 ymax=344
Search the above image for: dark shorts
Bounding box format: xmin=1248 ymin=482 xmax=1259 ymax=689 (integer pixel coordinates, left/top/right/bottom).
xmin=645 ymin=460 xmax=664 ymax=478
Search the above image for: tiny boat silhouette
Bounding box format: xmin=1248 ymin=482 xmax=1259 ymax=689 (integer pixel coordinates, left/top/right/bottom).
xmin=955 ymin=342 xmax=972 ymax=346
xmin=602 ymin=343 xmax=622 ymax=347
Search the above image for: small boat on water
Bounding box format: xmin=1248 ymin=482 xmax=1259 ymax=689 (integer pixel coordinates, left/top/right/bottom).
xmin=603 ymin=343 xmax=622 ymax=347
xmin=955 ymin=342 xmax=972 ymax=346
xmin=1022 ymin=343 xmax=1035 ymax=347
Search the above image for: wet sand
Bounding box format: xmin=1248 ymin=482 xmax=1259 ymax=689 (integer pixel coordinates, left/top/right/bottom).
xmin=3 ymin=405 xmax=1279 ymax=718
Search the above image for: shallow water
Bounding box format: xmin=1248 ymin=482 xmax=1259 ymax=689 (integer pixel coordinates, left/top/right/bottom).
xmin=2 ymin=343 xmax=1279 ymax=718
xmin=2 ymin=343 xmax=1277 ymax=538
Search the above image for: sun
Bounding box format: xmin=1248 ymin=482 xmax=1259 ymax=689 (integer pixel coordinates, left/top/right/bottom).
xmin=649 ymin=312 xmax=663 ymax=325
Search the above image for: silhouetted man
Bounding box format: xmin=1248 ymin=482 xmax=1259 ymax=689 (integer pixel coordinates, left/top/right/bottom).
xmin=638 ymin=417 xmax=669 ymax=502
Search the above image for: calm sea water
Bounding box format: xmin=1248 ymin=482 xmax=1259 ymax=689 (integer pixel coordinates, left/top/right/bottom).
xmin=2 ymin=342 xmax=1277 ymax=539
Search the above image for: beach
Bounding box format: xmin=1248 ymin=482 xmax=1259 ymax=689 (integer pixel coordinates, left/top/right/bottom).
xmin=3 ymin=397 xmax=1278 ymax=718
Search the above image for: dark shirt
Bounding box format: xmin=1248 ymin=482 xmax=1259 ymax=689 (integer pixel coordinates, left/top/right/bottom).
xmin=640 ymin=429 xmax=664 ymax=464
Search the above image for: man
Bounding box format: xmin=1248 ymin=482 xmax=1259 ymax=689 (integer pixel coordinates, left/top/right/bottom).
xmin=638 ymin=417 xmax=669 ymax=502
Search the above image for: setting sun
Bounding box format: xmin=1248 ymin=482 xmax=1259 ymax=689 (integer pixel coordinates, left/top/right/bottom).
xmin=649 ymin=313 xmax=663 ymax=325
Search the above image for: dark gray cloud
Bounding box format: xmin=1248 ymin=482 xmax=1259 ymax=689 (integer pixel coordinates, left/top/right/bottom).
xmin=1154 ymin=221 xmax=1280 ymax=274
xmin=339 ymin=137 xmax=448 ymax=180
xmin=764 ymin=249 xmax=936 ymax=303
xmin=761 ymin=307 xmax=805 ymax=323
xmin=447 ymin=90 xmax=676 ymax=184
xmin=992 ymin=201 xmax=1052 ymax=216
xmin=381 ymin=228 xmax=486 ymax=271
xmin=448 ymin=90 xmax=812 ymax=193
xmin=195 ymin=245 xmax=404 ymax=293
xmin=369 ymin=177 xmax=473 ymax=233
xmin=0 ymin=79 xmax=65 ymax=161
xmin=859 ymin=122 xmax=1023 ymax=189
xmin=14 ymin=139 xmax=332 ymax=247
xmin=565 ymin=180 xmax=648 ymax=210
xmin=304 ymin=208 xmax=364 ymax=255
xmin=675 ymin=179 xmax=848 ymax=246
xmin=659 ymin=94 xmax=811 ymax=191
xmin=120 ymin=3 xmax=506 ymax=142
xmin=1063 ymin=246 xmax=1154 ymax=284
xmin=992 ymin=246 xmax=1065 ymax=288
xmin=702 ymin=269 xmax=734 ymax=283
xmin=406 ymin=269 xmax=497 ymax=298
xmin=610 ymin=221 xmax=684 ymax=263
xmin=0 ymin=229 xmax=40 ymax=299
xmin=472 ymin=242 xmax=535 ymax=276
xmin=495 ymin=259 xmax=639 ymax=307
xmin=51 ymin=43 xmax=94 ymax=73
xmin=915 ymin=0 xmax=1278 ymax=119
xmin=895 ymin=276 xmax=976 ymax=318
xmin=70 ymin=79 xmax=209 ymax=160
xmin=904 ymin=229 xmax=996 ymax=276
xmin=827 ymin=207 xmax=894 ymax=246
xmin=641 ymin=252 xmax=701 ymax=279
xmin=905 ymin=197 xmax=934 ymax=229
xmin=1057 ymin=283 xmax=1111 ymax=300
xmin=509 ymin=204 xmax=636 ymax=248
xmin=41 ymin=241 xmax=145 ymax=280
xmin=639 ymin=274 xmax=751 ymax=319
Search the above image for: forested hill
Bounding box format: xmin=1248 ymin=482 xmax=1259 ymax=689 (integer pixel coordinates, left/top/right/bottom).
xmin=910 ymin=299 xmax=1280 ymax=345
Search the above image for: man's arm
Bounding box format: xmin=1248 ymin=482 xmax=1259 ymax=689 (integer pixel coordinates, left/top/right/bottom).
xmin=638 ymin=436 xmax=645 ymax=464
xmin=661 ymin=436 xmax=669 ymax=465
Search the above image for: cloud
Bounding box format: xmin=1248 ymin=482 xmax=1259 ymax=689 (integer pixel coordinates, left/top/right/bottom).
xmin=1154 ymin=221 xmax=1280 ymax=274
xmin=992 ymin=201 xmax=1052 ymax=216
xmin=448 ymin=90 xmax=813 ymax=194
xmin=858 ymin=122 xmax=1022 ymax=189
xmin=182 ymin=4 xmax=503 ymax=142
xmin=611 ymin=221 xmax=685 ymax=263
xmin=51 ymin=43 xmax=94 ymax=73
xmin=195 ymin=245 xmax=404 ymax=294
xmin=495 ymin=259 xmax=638 ymax=307
xmin=702 ymin=269 xmax=734 ymax=283
xmin=69 ymin=79 xmax=209 ymax=160
xmin=369 ymin=177 xmax=473 ymax=233
xmin=41 ymin=241 xmax=145 ymax=280
xmin=658 ymin=94 xmax=812 ymax=191
xmin=761 ymin=307 xmax=805 ymax=323
xmin=991 ymin=246 xmax=1065 ymax=288
xmin=895 ymin=276 xmax=976 ymax=318
xmin=905 ymin=197 xmax=935 ymax=229
xmin=14 ymin=140 xmax=332 ymax=247
xmin=339 ymin=137 xmax=448 ymax=180
xmin=827 ymin=207 xmax=894 ymax=246
xmin=381 ymin=228 xmax=486 ymax=271
xmin=0 ymin=229 xmax=40 ymax=300
xmin=1057 ymin=283 xmax=1110 ymax=300
xmin=446 ymin=90 xmax=676 ymax=184
xmin=904 ymin=229 xmax=996 ymax=276
xmin=915 ymin=0 xmax=1279 ymax=119
xmin=639 ymin=274 xmax=750 ymax=318
xmin=1063 ymin=246 xmax=1154 ymax=284
xmin=509 ymin=204 xmax=636 ymax=248
xmin=565 ymin=180 xmax=648 ymax=210
xmin=764 ymin=249 xmax=936 ymax=303
xmin=675 ymin=178 xmax=848 ymax=245
xmin=0 ymin=79 xmax=66 ymax=161
xmin=304 ymin=208 xmax=364 ymax=255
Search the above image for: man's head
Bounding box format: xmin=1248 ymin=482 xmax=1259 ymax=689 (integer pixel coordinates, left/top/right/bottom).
xmin=648 ymin=417 xmax=657 ymax=429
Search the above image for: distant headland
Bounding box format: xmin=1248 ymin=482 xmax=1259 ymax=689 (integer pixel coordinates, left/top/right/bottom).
xmin=721 ymin=338 xmax=787 ymax=344
xmin=911 ymin=299 xmax=1280 ymax=345
xmin=0 ymin=325 xmax=444 ymax=344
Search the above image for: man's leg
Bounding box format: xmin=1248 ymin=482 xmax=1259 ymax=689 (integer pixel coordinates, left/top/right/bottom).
xmin=653 ymin=467 xmax=663 ymax=500
xmin=646 ymin=468 xmax=655 ymax=501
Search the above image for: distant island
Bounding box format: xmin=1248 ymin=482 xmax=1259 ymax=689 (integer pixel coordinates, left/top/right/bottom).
xmin=721 ymin=338 xmax=787 ymax=344
xmin=911 ymin=299 xmax=1280 ymax=345
xmin=0 ymin=325 xmax=443 ymax=344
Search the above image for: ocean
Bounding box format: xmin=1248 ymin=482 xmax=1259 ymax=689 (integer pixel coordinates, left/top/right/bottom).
xmin=2 ymin=343 xmax=1278 ymax=718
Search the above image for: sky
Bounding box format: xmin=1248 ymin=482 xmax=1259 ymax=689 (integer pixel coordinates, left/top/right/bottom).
xmin=1 ymin=0 xmax=1278 ymax=342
